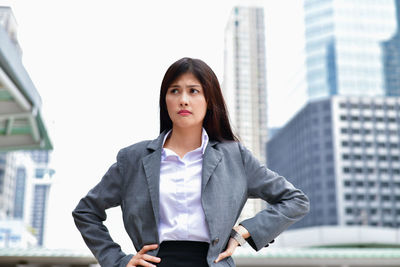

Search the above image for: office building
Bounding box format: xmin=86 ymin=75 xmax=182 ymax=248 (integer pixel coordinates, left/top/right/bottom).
xmin=29 ymin=150 xmax=54 ymax=246
xmin=304 ymin=0 xmax=400 ymax=100
xmin=0 ymin=150 xmax=54 ymax=247
xmin=224 ymin=6 xmax=267 ymax=220
xmin=267 ymin=96 xmax=400 ymax=230
xmin=0 ymin=153 xmax=17 ymax=219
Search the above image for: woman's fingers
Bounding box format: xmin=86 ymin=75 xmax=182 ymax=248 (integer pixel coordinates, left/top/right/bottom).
xmin=139 ymin=244 xmax=159 ymax=254
xmin=127 ymin=244 xmax=160 ymax=267
xmin=215 ymin=250 xmax=231 ymax=263
xmin=142 ymin=253 xmax=161 ymax=263
xmin=214 ymin=238 xmax=238 ymax=263
xmin=137 ymin=258 xmax=157 ymax=267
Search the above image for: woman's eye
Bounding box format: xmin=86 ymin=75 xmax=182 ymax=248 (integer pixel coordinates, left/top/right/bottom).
xmin=190 ymin=88 xmax=199 ymax=94
xmin=170 ymin=89 xmax=179 ymax=94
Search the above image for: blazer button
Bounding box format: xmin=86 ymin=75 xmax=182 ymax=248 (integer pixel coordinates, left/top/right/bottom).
xmin=212 ymin=238 xmax=219 ymax=246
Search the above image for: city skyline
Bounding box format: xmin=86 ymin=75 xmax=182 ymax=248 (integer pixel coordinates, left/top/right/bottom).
xmin=0 ymin=0 xmax=306 ymax=251
xmin=267 ymin=0 xmax=400 ymax=247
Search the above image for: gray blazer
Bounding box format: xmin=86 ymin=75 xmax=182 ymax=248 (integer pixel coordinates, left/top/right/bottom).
xmin=72 ymin=131 xmax=309 ymax=267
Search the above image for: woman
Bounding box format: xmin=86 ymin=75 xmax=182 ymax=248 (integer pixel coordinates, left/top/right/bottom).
xmin=72 ymin=57 xmax=309 ymax=267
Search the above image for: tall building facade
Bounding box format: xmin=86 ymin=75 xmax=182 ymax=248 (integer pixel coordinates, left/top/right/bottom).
xmin=304 ymin=0 xmax=400 ymax=100
xmin=267 ymin=96 xmax=400 ymax=229
xmin=0 ymin=153 xmax=17 ymax=219
xmin=223 ymin=6 xmax=268 ymax=220
xmin=0 ymin=150 xmax=54 ymax=247
xmin=382 ymin=0 xmax=400 ymax=96
xmin=29 ymin=150 xmax=54 ymax=246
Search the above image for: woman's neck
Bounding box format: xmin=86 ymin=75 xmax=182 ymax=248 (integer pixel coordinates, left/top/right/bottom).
xmin=164 ymin=126 xmax=203 ymax=158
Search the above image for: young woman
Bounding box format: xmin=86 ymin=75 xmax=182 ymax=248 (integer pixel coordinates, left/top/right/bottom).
xmin=72 ymin=57 xmax=309 ymax=267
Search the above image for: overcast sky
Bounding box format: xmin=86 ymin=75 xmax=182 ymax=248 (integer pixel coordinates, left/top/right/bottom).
xmin=1 ymin=0 xmax=306 ymax=252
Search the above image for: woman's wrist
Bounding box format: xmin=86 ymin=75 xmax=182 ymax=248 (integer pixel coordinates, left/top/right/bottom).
xmin=233 ymin=225 xmax=250 ymax=239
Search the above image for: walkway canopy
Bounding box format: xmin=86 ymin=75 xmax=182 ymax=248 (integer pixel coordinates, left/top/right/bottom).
xmin=0 ymin=14 xmax=52 ymax=152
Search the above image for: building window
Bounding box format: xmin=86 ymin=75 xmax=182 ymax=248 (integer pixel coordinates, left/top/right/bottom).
xmin=379 ymin=169 xmax=388 ymax=174
xmin=363 ymin=116 xmax=372 ymax=122
xmin=381 ymin=182 xmax=390 ymax=187
xmin=356 ymin=181 xmax=364 ymax=187
xmin=391 ymin=155 xmax=399 ymax=161
xmin=377 ymin=142 xmax=386 ymax=148
xmin=390 ymin=143 xmax=399 ymax=148
xmin=378 ymin=155 xmax=387 ymax=161
xmin=326 ymin=167 xmax=334 ymax=175
xmin=365 ymin=142 xmax=373 ymax=148
xmin=35 ymin=169 xmax=46 ymax=179
xmin=325 ymin=141 xmax=332 ymax=148
xmin=362 ymin=129 xmax=371 ymax=134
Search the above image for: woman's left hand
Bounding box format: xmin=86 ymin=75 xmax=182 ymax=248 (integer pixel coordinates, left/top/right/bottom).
xmin=214 ymin=225 xmax=250 ymax=263
xmin=214 ymin=237 xmax=240 ymax=263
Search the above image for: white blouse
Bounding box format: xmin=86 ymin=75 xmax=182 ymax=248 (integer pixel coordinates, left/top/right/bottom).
xmin=158 ymin=128 xmax=211 ymax=243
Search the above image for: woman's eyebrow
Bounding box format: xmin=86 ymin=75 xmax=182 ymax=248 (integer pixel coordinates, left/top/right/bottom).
xmin=169 ymin=84 xmax=201 ymax=87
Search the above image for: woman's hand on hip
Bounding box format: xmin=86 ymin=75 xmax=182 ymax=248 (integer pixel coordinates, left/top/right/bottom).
xmin=214 ymin=225 xmax=250 ymax=263
xmin=214 ymin=237 xmax=239 ymax=263
xmin=126 ymin=244 xmax=161 ymax=267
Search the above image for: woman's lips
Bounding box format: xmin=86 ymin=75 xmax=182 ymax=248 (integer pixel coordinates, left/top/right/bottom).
xmin=178 ymin=110 xmax=192 ymax=115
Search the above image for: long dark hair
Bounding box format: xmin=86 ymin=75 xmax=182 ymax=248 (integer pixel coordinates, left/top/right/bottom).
xmin=159 ymin=57 xmax=238 ymax=142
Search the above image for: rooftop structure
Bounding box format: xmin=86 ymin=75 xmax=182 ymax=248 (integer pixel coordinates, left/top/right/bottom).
xmin=0 ymin=6 xmax=52 ymax=152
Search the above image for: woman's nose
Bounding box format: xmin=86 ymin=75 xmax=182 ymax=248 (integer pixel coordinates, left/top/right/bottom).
xmin=179 ymin=92 xmax=189 ymax=106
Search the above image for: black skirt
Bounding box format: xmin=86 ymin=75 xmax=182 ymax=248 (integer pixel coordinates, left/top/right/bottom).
xmin=156 ymin=240 xmax=209 ymax=267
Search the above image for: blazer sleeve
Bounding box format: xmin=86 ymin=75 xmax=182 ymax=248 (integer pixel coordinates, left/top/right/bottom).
xmin=72 ymin=148 xmax=133 ymax=267
xmin=237 ymin=143 xmax=310 ymax=251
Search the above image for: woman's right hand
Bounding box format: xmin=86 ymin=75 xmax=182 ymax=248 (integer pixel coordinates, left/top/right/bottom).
xmin=126 ymin=244 xmax=161 ymax=267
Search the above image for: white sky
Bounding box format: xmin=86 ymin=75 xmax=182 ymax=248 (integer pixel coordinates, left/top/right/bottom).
xmin=1 ymin=0 xmax=306 ymax=252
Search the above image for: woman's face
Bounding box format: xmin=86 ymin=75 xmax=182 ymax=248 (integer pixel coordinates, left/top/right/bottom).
xmin=165 ymin=72 xmax=207 ymax=130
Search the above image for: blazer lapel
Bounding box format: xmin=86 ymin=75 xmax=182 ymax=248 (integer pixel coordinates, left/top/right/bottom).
xmin=142 ymin=131 xmax=167 ymax=230
xmin=201 ymin=140 xmax=222 ymax=193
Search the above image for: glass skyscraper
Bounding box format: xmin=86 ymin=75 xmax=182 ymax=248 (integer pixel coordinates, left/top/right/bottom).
xmin=305 ymin=0 xmax=400 ymax=100
xmin=382 ymin=0 xmax=400 ymax=96
xmin=224 ymin=6 xmax=267 ymax=221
